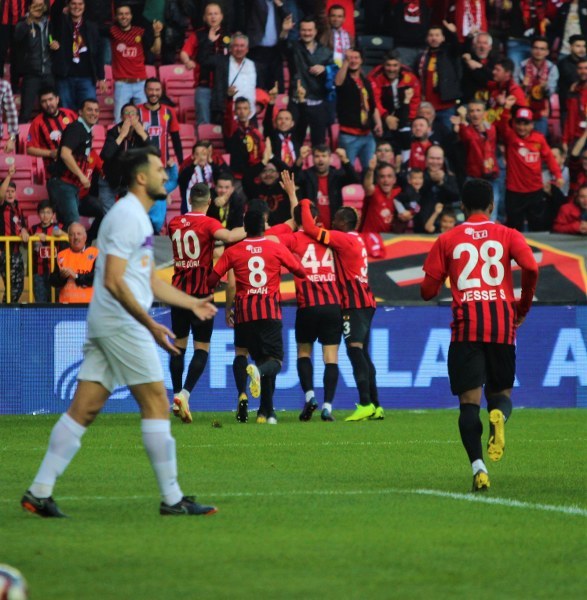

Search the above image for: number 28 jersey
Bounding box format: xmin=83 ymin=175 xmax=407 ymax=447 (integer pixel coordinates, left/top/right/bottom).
xmin=211 ymin=237 xmax=307 ymax=323
xmin=423 ymin=215 xmax=537 ymax=344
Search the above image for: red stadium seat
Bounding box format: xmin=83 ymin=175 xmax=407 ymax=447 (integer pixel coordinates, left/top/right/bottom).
xmin=275 ymin=94 xmax=289 ymax=112
xmin=98 ymin=95 xmax=116 ymax=126
xmin=18 ymin=124 xmax=31 ymax=154
xmin=197 ymin=123 xmax=224 ymax=150
xmin=0 ymin=154 xmax=36 ymax=185
xmin=328 ymin=123 xmax=339 ymax=151
xmin=342 ymin=184 xmax=365 ymax=212
xmin=20 ymin=183 xmax=49 ymax=204
xmin=177 ymin=95 xmax=196 ymax=124
xmin=91 ymin=125 xmax=106 ymax=153
xmin=174 ymin=123 xmax=196 ymax=160
xmin=145 ymin=65 xmax=157 ymax=79
xmin=159 ymin=64 xmax=194 ymax=104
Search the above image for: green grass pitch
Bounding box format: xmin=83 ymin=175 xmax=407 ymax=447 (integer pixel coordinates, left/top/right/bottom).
xmin=1 ymin=409 xmax=586 ymax=599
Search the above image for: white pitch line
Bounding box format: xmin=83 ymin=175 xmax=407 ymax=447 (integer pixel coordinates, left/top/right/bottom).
xmin=4 ymin=488 xmax=586 ymax=518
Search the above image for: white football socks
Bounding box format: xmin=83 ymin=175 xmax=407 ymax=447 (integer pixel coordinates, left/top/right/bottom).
xmin=141 ymin=419 xmax=183 ymax=507
xmin=30 ymin=413 xmax=86 ymax=499
xmin=472 ymin=459 xmax=488 ymax=476
xmin=305 ymin=391 xmax=315 ymax=403
xmin=322 ymin=402 xmax=332 ymax=413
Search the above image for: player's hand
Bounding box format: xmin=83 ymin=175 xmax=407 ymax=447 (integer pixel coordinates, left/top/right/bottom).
xmin=131 ymin=116 xmax=147 ymax=137
xmin=385 ymin=115 xmax=399 ymax=130
xmin=227 ymin=85 xmax=238 ymax=97
xmin=7 ymin=164 xmax=16 ymax=176
xmin=368 ymin=154 xmax=377 ymax=171
xmin=225 ymin=307 xmax=235 ymax=328
xmin=403 ymin=87 xmax=414 ymax=103
xmin=49 ymin=40 xmax=60 ymax=51
xmin=79 ymin=174 xmax=91 ymax=189
xmin=280 ymin=170 xmax=296 ymax=197
xmin=434 ymin=202 xmax=444 ymax=213
xmin=263 ymin=136 xmax=273 ymax=164
xmin=192 ymin=295 xmax=218 ymax=321
xmin=442 ymin=19 xmax=457 ymax=34
xmin=299 ymin=145 xmax=311 ymax=161
xmin=282 ymin=14 xmax=295 ymax=33
xmin=268 ymin=81 xmax=279 ymax=102
xmin=119 ymin=117 xmax=132 ymax=137
xmin=150 ymin=322 xmax=180 ymax=354
xmin=335 ymin=147 xmax=348 ymax=163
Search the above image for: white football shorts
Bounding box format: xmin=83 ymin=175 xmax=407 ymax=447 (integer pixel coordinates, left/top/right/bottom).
xmin=77 ymin=326 xmax=164 ymax=392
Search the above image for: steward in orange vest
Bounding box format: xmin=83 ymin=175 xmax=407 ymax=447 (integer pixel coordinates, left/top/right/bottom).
xmin=49 ymin=223 xmax=98 ymax=303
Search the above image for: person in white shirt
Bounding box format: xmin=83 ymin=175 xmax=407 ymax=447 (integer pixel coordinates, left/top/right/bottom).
xmin=21 ymin=147 xmax=219 ymax=519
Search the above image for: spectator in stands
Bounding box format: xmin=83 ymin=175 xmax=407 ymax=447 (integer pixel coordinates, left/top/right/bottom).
xmin=180 ymin=2 xmax=229 ymax=125
xmin=448 ymin=0 xmax=487 ymax=43
xmin=297 ymin=145 xmax=358 ymax=228
xmin=368 ymin=51 xmax=421 ymax=150
xmin=548 ymin=145 xmax=570 ymax=197
xmin=243 ymin=146 xmax=292 ymax=226
xmin=568 ymin=126 xmax=587 ymax=195
xmin=178 ymin=141 xmax=224 ymax=214
xmin=47 ymin=98 xmax=105 ymax=235
xmin=0 ymin=167 xmax=28 ymax=303
xmin=487 ymin=58 xmax=528 ymax=124
xmin=548 ymin=0 xmax=587 ymax=58
xmin=149 ymin=157 xmax=179 ymax=234
xmin=461 ymin=31 xmax=497 ymax=103
xmin=395 ymin=167 xmax=425 ymax=230
xmin=247 ymin=0 xmax=287 ymax=91
xmin=400 ymin=116 xmax=433 ymax=171
xmin=389 ymin=0 xmax=431 ymax=70
xmin=424 ymin=203 xmax=457 ymax=233
xmin=506 ymin=1 xmax=550 ymax=66
xmin=27 ymin=87 xmax=77 ymax=179
xmin=335 ymin=49 xmax=383 ymax=171
xmin=263 ymin=84 xmax=306 ymax=168
xmin=50 ymin=0 xmax=106 ymax=111
xmin=563 ymin=58 xmax=587 ymax=149
xmin=517 ymin=36 xmax=558 ymax=137
xmin=360 ymin=158 xmax=409 ymax=234
xmin=486 ymin=0 xmax=512 ymax=54
xmin=320 ymin=3 xmax=354 ymax=68
xmin=223 ymin=96 xmax=265 ymax=180
xmin=417 ymin=22 xmax=463 ymax=131
xmin=0 ymin=0 xmax=28 ymax=92
xmin=13 ymin=0 xmax=53 ymax=123
xmin=416 ymin=101 xmax=453 ymax=150
xmin=199 ymin=30 xmax=257 ymax=126
xmin=451 ymin=101 xmax=501 ymax=221
xmin=280 ymin=15 xmax=334 ymax=146
xmin=552 ymin=184 xmax=587 ymax=234
xmin=496 ymin=101 xmax=563 ymax=231
xmin=153 ymin=0 xmax=189 ymax=65
xmin=138 ymin=77 xmax=183 ymax=165
xmin=110 ymin=3 xmax=162 ymax=121
xmin=413 ymin=144 xmax=460 ymax=233
xmin=374 ymin=139 xmax=397 ymax=169
xmin=207 ymin=172 xmax=245 ymax=230
xmin=49 ymin=222 xmax=98 ymax=303
xmin=558 ymin=35 xmax=587 ymax=125
xmin=99 ymin=103 xmax=150 ymax=210
xmin=0 ymin=78 xmax=18 ymax=153
xmin=29 ymin=199 xmax=65 ymax=303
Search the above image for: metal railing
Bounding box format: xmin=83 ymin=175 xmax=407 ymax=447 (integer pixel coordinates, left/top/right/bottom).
xmin=0 ymin=235 xmax=69 ymax=303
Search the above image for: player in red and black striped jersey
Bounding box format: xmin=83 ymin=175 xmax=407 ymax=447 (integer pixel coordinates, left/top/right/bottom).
xmin=167 ymin=183 xmax=245 ymax=424
xmin=138 ymin=78 xmax=183 ymax=165
xmin=421 ymin=179 xmax=538 ymax=492
xmin=208 ymin=210 xmax=307 ymax=423
xmin=299 ymin=197 xmax=381 ymax=422
xmin=277 ymin=173 xmax=342 ymax=422
xmin=27 ymin=88 xmax=78 ymax=177
xmin=29 ymin=199 xmax=66 ymax=302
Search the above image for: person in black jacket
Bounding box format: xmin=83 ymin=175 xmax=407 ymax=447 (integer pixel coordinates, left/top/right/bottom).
xmin=389 ymin=0 xmax=431 ymax=70
xmin=246 ymin=0 xmax=287 ymax=91
xmin=417 ymin=21 xmax=463 ymax=132
xmin=558 ymin=34 xmax=587 ymax=126
xmin=297 ymin=145 xmax=358 ymax=228
xmin=49 ymin=0 xmax=106 ymax=110
xmin=280 ymin=15 xmax=334 ymax=146
xmin=99 ymin=103 xmax=150 ymax=211
xmin=461 ymin=31 xmax=498 ymax=104
xmin=207 ymin=172 xmax=245 ymax=230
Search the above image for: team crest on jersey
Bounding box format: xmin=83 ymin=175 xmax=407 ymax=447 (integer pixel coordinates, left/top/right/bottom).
xmin=63 ymin=117 xmax=70 ymax=124
xmin=163 ymin=113 xmax=170 ymax=121
xmin=135 ymin=36 xmax=142 ymax=43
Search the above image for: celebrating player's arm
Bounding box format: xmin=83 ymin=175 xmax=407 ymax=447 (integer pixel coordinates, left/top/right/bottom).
xmin=103 ymin=254 xmax=217 ymax=354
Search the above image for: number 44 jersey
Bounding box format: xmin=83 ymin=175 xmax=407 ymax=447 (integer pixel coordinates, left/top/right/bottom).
xmin=423 ymin=215 xmax=538 ymax=344
xmin=210 ymin=237 xmax=307 ymax=323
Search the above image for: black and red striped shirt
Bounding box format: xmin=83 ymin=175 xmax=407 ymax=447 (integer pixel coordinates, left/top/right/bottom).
xmin=29 ymin=222 xmax=64 ymax=276
xmin=168 ymin=212 xmax=223 ymax=297
xmin=138 ymin=104 xmax=180 ymax=165
xmin=423 ymin=214 xmax=538 ymax=344
xmin=0 ymin=199 xmax=25 ymax=254
xmin=209 ymin=237 xmax=306 ymax=323
xmin=1 ymin=0 xmax=27 ymax=26
xmin=28 ymin=108 xmax=78 ymax=173
xmin=278 ymin=229 xmax=341 ymax=309
xmin=299 ymin=200 xmax=377 ymax=311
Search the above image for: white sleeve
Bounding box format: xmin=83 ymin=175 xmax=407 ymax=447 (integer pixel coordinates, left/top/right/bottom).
xmin=101 ymin=207 xmax=143 ymax=260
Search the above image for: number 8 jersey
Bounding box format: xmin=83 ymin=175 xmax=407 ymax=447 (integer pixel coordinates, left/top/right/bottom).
xmin=423 ymin=214 xmax=538 ymax=344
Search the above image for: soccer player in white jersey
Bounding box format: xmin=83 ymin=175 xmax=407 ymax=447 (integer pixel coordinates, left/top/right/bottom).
xmin=21 ymin=147 xmax=219 ymax=517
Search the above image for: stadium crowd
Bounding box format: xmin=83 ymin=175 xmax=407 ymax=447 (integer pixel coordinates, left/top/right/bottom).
xmin=1 ymin=0 xmax=587 ymax=305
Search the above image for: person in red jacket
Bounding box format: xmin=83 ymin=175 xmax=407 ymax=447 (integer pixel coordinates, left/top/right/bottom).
xmin=562 ymin=58 xmax=587 ymax=150
xmin=496 ymin=101 xmax=563 ymax=231
xmin=552 ymin=184 xmax=587 ymax=234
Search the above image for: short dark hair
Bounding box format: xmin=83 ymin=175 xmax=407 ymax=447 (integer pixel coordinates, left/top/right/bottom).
xmin=38 ymin=86 xmax=58 ymax=99
xmin=234 ymin=96 xmax=250 ymax=106
xmin=495 ymin=58 xmax=515 ymax=73
xmin=376 ymin=139 xmax=393 ymax=150
xmin=216 ymin=172 xmax=235 ymax=185
xmin=144 ymin=77 xmax=161 ymax=88
xmin=190 ymin=183 xmax=211 ymax=204
xmin=80 ymin=98 xmax=98 ymax=110
xmin=116 ymin=3 xmax=132 ymax=13
xmin=462 ymin=178 xmax=493 ymax=212
xmin=246 ymin=198 xmax=270 ymax=216
xmin=408 ymin=167 xmax=424 ymax=177
xmin=375 ymin=162 xmax=396 ymax=179
xmin=192 ymin=140 xmax=209 ymax=153
xmin=120 ymin=102 xmax=138 ymax=117
xmin=531 ymin=35 xmax=549 ymax=48
xmin=244 ymin=209 xmax=266 ymax=237
xmin=300 ymin=15 xmax=318 ymax=28
xmin=412 ymin=115 xmax=430 ymax=127
xmin=328 ymin=4 xmax=345 ymax=13
xmin=312 ymin=144 xmax=330 ymax=155
xmin=37 ymin=199 xmax=53 ymax=213
xmin=120 ymin=146 xmax=161 ymax=187
xmin=440 ymin=208 xmax=457 ymax=221
xmin=293 ymin=202 xmax=317 ymax=226
xmin=335 ymin=206 xmax=358 ymax=230
xmin=569 ymin=34 xmax=587 ymax=45
xmin=383 ymin=50 xmax=402 ymax=63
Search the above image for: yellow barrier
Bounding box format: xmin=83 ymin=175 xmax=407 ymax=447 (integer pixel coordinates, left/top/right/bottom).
xmin=0 ymin=235 xmax=69 ymax=303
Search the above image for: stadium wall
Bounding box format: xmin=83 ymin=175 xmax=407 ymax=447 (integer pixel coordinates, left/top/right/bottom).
xmin=1 ymin=306 xmax=586 ymax=414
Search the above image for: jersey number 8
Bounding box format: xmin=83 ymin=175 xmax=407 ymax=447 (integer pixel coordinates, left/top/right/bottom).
xmin=248 ymin=256 xmax=267 ymax=287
